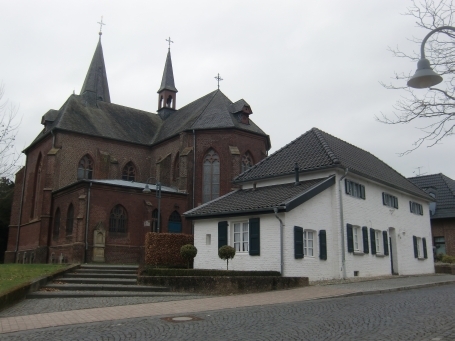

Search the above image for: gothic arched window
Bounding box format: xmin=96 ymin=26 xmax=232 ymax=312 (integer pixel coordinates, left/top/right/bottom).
xmin=31 ymin=153 xmax=43 ymax=218
xmin=168 ymin=210 xmax=182 ymax=233
xmin=122 ymin=162 xmax=136 ymax=181
xmin=53 ymin=208 xmax=61 ymax=239
xmin=77 ymin=154 xmax=93 ymax=180
xmin=241 ymin=152 xmax=254 ymax=173
xmin=109 ymin=205 xmax=127 ymax=233
xmin=203 ymin=149 xmax=220 ymax=203
xmin=66 ymin=204 xmax=74 ymax=235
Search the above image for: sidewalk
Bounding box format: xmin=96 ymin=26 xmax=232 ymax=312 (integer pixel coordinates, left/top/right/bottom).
xmin=1 ymin=274 xmax=454 ymax=334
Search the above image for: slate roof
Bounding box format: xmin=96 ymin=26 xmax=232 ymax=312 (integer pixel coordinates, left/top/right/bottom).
xmin=408 ymin=173 xmax=455 ymax=219
xmin=157 ymin=50 xmax=178 ymax=93
xmin=184 ymin=176 xmax=334 ymax=219
xmin=80 ymin=38 xmax=110 ymax=103
xmin=234 ymin=127 xmax=431 ymax=201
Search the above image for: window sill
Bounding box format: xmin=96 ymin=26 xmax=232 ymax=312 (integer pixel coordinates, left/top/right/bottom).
xmin=353 ymin=251 xmax=364 ymax=255
xmin=375 ymin=253 xmax=385 ymax=258
xmin=418 ymin=257 xmax=426 ymax=260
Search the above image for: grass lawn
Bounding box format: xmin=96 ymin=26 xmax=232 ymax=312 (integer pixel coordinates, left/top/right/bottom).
xmin=0 ymin=264 xmax=68 ymax=295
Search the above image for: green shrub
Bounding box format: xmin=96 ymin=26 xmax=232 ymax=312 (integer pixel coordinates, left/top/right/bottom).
xmin=218 ymin=245 xmax=236 ymax=270
xmin=441 ymin=254 xmax=455 ymax=264
xmin=434 ymin=253 xmax=445 ymax=262
xmin=180 ymin=244 xmax=198 ymax=269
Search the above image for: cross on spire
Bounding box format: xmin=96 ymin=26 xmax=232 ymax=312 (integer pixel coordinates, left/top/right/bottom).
xmin=214 ymin=73 xmax=223 ymax=89
xmin=98 ymin=16 xmax=106 ymax=36
xmin=166 ymin=37 xmax=174 ymax=50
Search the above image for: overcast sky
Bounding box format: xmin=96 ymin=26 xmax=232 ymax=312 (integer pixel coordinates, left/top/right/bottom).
xmin=0 ymin=0 xmax=453 ymax=180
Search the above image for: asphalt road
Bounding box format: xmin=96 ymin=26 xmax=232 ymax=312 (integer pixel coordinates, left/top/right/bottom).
xmin=2 ymin=284 xmax=454 ymax=341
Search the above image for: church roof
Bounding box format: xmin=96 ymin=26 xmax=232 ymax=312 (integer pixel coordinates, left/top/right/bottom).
xmin=184 ymin=176 xmax=335 ymax=219
xmin=234 ymin=127 xmax=431 ymax=201
xmin=408 ymin=173 xmax=455 ymax=219
xmin=80 ymin=38 xmax=111 ymax=103
xmin=157 ymin=50 xmax=178 ymax=93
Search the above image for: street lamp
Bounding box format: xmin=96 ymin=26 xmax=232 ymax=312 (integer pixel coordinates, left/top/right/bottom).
xmin=407 ymin=26 xmax=455 ymax=89
xmin=143 ymin=177 xmax=161 ymax=233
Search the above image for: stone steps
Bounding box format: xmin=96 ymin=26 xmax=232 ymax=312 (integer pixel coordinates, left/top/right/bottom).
xmin=30 ymin=264 xmax=173 ymax=299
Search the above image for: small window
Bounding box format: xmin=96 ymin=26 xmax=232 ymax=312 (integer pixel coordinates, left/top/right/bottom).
xmin=345 ymin=179 xmax=365 ymax=199
xmin=77 ymin=155 xmax=93 ymax=180
xmin=122 ymin=162 xmax=136 ymax=181
xmin=53 ymin=208 xmax=61 ymax=239
xmin=410 ymin=201 xmax=423 ymax=215
xmin=233 ymin=221 xmax=249 ymax=252
xmin=382 ymin=193 xmax=398 ymax=209
xmin=109 ymin=205 xmax=127 ymax=233
xmin=353 ymin=226 xmax=361 ymax=252
xmin=241 ymin=152 xmax=254 ymax=173
xmin=303 ymin=230 xmax=314 ymax=257
xmin=434 ymin=236 xmax=446 ymax=255
xmin=66 ymin=204 xmax=74 ymax=235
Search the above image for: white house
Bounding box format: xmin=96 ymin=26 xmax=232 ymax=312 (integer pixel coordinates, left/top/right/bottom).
xmin=184 ymin=128 xmax=435 ymax=281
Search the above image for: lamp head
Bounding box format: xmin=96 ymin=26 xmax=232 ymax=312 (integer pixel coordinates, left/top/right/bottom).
xmin=407 ymin=58 xmax=443 ymax=89
xmin=143 ymin=183 xmax=151 ymax=193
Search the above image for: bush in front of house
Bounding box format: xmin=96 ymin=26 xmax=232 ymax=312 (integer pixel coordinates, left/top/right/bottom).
xmin=434 ymin=253 xmax=445 ymax=262
xmin=218 ymin=245 xmax=236 ymax=270
xmin=180 ymin=244 xmax=198 ymax=269
xmin=145 ymin=233 xmax=194 ymax=268
xmin=441 ymin=254 xmax=455 ymax=264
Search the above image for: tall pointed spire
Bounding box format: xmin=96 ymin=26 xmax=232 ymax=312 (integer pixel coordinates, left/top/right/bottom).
xmin=157 ymin=49 xmax=178 ymax=93
xmin=80 ymin=31 xmax=111 ymax=104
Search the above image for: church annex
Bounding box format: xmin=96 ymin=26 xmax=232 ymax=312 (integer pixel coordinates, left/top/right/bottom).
xmin=4 ymin=33 xmax=270 ymax=264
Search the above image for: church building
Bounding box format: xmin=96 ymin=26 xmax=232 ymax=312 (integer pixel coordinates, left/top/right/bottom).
xmin=4 ymin=32 xmax=270 ymax=264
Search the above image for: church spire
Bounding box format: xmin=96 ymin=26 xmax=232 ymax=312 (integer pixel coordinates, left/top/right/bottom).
xmin=157 ymin=39 xmax=178 ymax=118
xmin=80 ymin=22 xmax=111 ymax=104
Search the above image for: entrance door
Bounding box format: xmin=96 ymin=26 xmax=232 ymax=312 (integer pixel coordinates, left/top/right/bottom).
xmin=389 ymin=227 xmax=399 ymax=275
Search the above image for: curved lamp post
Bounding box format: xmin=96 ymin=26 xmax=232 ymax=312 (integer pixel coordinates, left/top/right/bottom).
xmin=407 ymin=26 xmax=455 ymax=89
xmin=143 ymin=177 xmax=161 ymax=233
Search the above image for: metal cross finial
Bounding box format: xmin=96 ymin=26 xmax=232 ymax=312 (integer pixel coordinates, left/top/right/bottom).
xmin=215 ymin=73 xmax=223 ymax=89
xmin=166 ymin=37 xmax=174 ymax=50
xmin=98 ymin=16 xmax=106 ymax=36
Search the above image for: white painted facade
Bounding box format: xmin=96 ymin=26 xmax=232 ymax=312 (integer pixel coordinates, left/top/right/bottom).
xmin=193 ymin=169 xmax=435 ymax=281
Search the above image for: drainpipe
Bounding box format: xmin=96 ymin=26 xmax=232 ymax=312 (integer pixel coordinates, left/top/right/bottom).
xmin=192 ymin=129 xmax=196 ymax=208
xmin=273 ymin=207 xmax=285 ymax=276
xmin=14 ymin=157 xmax=27 ymax=262
xmin=84 ymin=181 xmax=92 ymax=263
xmin=339 ymin=168 xmax=349 ymax=279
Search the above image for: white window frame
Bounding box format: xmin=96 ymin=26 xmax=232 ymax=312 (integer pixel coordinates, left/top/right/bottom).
xmin=375 ymin=230 xmax=382 ymax=254
xmin=232 ymin=221 xmax=249 ymax=253
xmin=353 ymin=226 xmax=361 ymax=252
xmin=303 ymin=230 xmax=315 ymax=257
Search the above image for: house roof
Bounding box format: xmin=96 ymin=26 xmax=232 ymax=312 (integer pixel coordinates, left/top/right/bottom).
xmin=184 ymin=176 xmax=335 ymax=219
xmin=234 ymin=127 xmax=430 ymax=201
xmin=408 ymin=173 xmax=455 ymax=219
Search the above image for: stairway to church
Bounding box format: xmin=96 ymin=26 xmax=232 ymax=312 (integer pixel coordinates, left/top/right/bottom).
xmin=27 ymin=264 xmax=186 ymax=298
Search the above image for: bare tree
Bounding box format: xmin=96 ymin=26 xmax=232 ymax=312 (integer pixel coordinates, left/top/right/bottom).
xmin=378 ymin=0 xmax=455 ymax=155
xmin=0 ymin=83 xmax=21 ymax=178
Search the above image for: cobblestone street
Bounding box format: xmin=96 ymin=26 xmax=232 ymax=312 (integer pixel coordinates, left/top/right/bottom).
xmin=2 ymin=284 xmax=455 ymax=340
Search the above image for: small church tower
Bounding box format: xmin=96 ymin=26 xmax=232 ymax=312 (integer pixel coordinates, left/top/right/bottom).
xmin=157 ymin=39 xmax=178 ymax=120
xmin=80 ymin=19 xmax=110 ymax=106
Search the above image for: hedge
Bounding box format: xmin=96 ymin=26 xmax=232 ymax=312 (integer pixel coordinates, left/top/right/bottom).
xmin=145 ymin=233 xmax=194 ymax=267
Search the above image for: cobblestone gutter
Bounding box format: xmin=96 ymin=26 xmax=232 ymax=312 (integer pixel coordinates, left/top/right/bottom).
xmin=0 ymin=264 xmax=80 ymax=312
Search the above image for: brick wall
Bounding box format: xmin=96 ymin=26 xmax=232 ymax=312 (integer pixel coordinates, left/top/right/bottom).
xmin=432 ymin=218 xmax=455 ymax=257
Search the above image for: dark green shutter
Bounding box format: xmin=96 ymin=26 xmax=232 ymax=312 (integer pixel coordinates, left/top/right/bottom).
xmin=249 ymin=218 xmax=260 ymax=256
xmin=382 ymin=192 xmax=386 ymax=205
xmin=360 ymin=185 xmax=366 ymax=199
xmin=319 ymin=230 xmax=327 ymax=260
xmin=413 ymin=236 xmax=418 ymax=258
xmin=409 ymin=201 xmax=413 ymax=213
xmin=294 ymin=226 xmax=303 ymax=259
xmin=383 ymin=231 xmax=389 ymax=256
xmin=362 ymin=226 xmax=369 ymax=254
xmin=347 ymin=224 xmax=354 ymax=252
xmin=345 ymin=179 xmax=349 ymax=194
xmin=370 ymin=228 xmax=376 ymax=255
xmin=218 ymin=221 xmax=228 ymax=250
xmin=423 ymin=238 xmax=428 ymax=259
